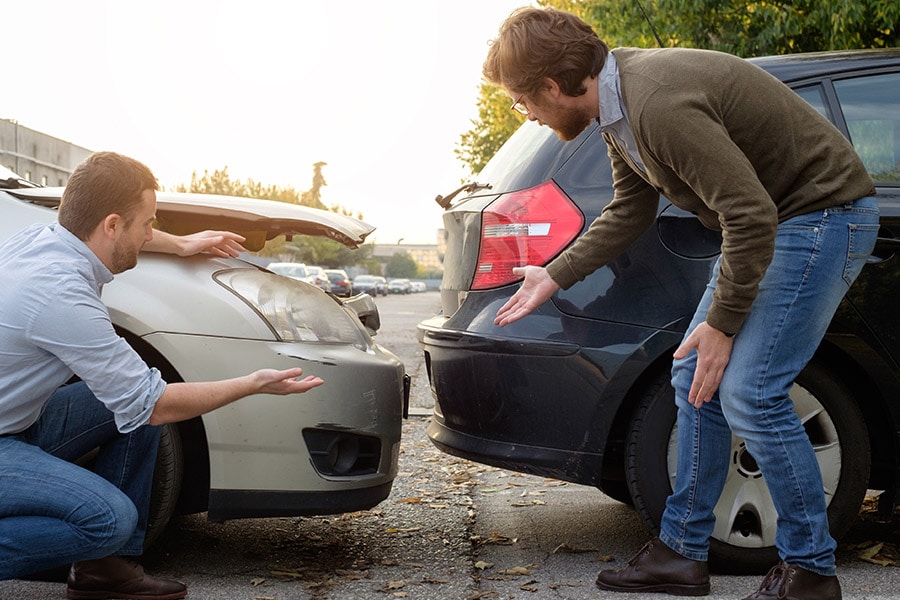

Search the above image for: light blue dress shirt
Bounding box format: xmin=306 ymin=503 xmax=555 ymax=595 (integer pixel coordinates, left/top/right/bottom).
xmin=0 ymin=223 xmax=165 ymax=434
xmin=597 ymin=52 xmax=646 ymax=172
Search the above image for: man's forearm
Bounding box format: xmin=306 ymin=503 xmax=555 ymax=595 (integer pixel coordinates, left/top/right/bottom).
xmin=142 ymin=229 xmax=182 ymax=254
xmin=147 ymin=368 xmax=324 ymax=425
xmin=149 ymin=377 xmax=256 ymax=425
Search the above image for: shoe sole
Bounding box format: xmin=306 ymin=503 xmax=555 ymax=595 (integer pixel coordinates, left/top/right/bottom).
xmin=596 ymin=580 xmax=711 ymax=596
xmin=67 ymin=590 xmax=187 ymax=600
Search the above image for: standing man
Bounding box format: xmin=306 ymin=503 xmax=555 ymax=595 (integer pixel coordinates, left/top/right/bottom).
xmin=486 ymin=7 xmax=878 ymax=600
xmin=0 ymin=151 xmax=324 ymax=599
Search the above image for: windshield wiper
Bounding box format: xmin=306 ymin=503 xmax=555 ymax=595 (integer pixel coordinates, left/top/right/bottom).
xmin=0 ymin=176 xmax=39 ymax=190
xmin=434 ymin=182 xmax=492 ymax=209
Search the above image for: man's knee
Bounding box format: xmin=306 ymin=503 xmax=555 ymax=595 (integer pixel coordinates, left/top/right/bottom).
xmin=71 ymin=487 xmax=138 ymax=558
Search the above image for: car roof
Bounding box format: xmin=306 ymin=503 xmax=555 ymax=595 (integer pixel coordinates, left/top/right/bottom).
xmin=750 ymin=48 xmax=900 ymax=83
xmin=5 ymin=187 xmax=375 ymax=251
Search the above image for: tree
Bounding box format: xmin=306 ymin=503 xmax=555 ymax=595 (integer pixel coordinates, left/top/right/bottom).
xmin=571 ymin=0 xmax=900 ymax=56
xmin=455 ymin=0 xmax=900 ymax=174
xmin=455 ymin=83 xmax=526 ymax=175
xmin=385 ymin=252 xmax=418 ymax=279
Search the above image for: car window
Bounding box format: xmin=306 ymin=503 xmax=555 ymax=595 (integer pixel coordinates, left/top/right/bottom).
xmin=832 ymin=72 xmax=900 ymax=184
xmin=794 ymin=84 xmax=833 ymax=122
xmin=475 ymin=120 xmax=596 ymax=194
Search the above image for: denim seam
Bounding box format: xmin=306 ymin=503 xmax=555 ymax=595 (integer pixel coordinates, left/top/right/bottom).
xmin=751 ymin=217 xmax=825 ymax=567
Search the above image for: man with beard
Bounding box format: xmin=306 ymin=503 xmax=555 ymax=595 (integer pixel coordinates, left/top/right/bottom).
xmin=485 ymin=7 xmax=878 ymax=600
xmin=0 ymin=151 xmax=324 ymax=599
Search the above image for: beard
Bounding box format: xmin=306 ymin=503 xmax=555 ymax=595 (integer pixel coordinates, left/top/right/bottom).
xmin=111 ymin=240 xmax=140 ymax=274
xmin=549 ymin=105 xmax=593 ymax=141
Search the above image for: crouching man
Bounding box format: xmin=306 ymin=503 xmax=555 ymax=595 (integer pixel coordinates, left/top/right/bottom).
xmin=0 ymin=151 xmax=324 ymax=599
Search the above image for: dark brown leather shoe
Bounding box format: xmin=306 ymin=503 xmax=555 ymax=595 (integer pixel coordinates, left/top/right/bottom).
xmin=742 ymin=561 xmax=841 ymax=599
xmin=595 ymin=537 xmax=710 ymax=596
xmin=66 ymin=556 xmax=187 ymax=600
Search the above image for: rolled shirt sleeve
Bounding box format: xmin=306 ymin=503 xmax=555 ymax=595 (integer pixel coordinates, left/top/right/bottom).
xmin=29 ymin=278 xmax=165 ymax=433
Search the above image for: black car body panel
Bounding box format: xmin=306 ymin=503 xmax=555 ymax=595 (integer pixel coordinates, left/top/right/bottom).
xmin=419 ymin=48 xmax=900 ymax=552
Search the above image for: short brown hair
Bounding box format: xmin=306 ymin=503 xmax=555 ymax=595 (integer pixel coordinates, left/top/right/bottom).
xmin=484 ymin=7 xmax=608 ymax=98
xmin=58 ymin=151 xmax=159 ymax=240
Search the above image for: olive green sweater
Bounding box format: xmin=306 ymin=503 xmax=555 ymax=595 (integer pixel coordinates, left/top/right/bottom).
xmin=546 ymin=47 xmax=874 ymax=335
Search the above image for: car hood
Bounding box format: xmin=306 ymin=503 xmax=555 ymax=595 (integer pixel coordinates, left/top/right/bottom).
xmin=6 ymin=187 xmax=375 ymax=251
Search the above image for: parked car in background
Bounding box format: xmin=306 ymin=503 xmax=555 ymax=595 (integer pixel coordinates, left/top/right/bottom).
xmin=418 ymin=49 xmax=900 ymax=573
xmin=325 ymin=269 xmax=353 ymax=297
xmin=387 ymin=278 xmax=412 ymax=294
xmin=373 ymin=276 xmax=388 ymax=296
xmin=1 ymin=177 xmax=409 ymax=547
xmin=354 ymin=274 xmax=388 ymax=297
xmin=410 ymin=281 xmax=427 ymax=293
xmin=306 ymin=265 xmax=333 ymax=293
xmin=267 ymin=261 xmax=311 ymax=282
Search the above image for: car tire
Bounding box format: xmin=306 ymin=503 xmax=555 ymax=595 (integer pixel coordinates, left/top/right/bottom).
xmin=624 ymin=362 xmax=870 ymax=574
xmin=144 ymin=423 xmax=184 ymax=549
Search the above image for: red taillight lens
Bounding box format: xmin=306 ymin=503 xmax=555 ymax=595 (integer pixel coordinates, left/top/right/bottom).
xmin=472 ymin=181 xmax=584 ymax=290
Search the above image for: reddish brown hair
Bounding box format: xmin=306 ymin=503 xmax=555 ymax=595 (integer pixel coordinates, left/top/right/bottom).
xmin=484 ymin=7 xmax=608 ymax=98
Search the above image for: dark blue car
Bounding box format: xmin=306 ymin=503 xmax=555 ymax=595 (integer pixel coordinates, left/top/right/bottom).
xmin=418 ymin=49 xmax=900 ymax=574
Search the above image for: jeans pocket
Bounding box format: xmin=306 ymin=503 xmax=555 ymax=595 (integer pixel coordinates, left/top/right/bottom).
xmin=843 ymin=223 xmax=879 ymax=285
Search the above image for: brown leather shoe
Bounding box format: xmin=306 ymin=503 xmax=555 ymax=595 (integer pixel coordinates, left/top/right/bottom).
xmin=742 ymin=561 xmax=841 ymax=600
xmin=66 ymin=556 xmax=187 ymax=600
xmin=595 ymin=537 xmax=710 ymax=596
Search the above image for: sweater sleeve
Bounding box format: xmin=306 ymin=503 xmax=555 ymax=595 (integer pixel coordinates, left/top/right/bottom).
xmin=636 ymin=89 xmax=778 ymax=334
xmin=546 ymin=138 xmax=660 ymax=289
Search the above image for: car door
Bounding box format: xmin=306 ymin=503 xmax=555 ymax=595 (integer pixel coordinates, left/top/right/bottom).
xmin=795 ymin=69 xmax=900 ymax=369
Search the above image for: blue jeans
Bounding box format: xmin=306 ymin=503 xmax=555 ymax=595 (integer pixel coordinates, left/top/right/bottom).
xmin=0 ymin=382 xmax=160 ymax=580
xmin=659 ymin=197 xmax=880 ymax=576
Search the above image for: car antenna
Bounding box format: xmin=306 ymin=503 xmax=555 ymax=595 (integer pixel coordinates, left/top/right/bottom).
xmin=634 ymin=0 xmax=665 ymax=48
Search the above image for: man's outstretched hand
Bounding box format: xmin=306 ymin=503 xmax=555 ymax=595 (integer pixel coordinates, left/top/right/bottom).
xmin=172 ymin=230 xmax=247 ymax=258
xmin=494 ymin=266 xmax=560 ymax=326
xmin=254 ymin=368 xmax=325 ymax=395
xmin=144 ymin=229 xmax=247 ymax=258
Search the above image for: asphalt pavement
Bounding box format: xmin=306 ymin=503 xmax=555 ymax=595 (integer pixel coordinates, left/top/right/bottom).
xmin=2 ymin=291 xmax=898 ymax=599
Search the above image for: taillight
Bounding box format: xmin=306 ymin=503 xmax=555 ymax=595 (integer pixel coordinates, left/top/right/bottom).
xmin=472 ymin=181 xmax=584 ymax=290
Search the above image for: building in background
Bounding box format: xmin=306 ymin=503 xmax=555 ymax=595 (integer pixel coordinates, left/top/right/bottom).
xmin=0 ymin=119 xmax=91 ymax=185
xmin=371 ymin=241 xmax=443 ymax=273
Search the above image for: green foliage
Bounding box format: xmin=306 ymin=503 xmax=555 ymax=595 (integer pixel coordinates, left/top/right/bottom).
xmin=456 ymin=0 xmax=900 ymax=174
xmin=455 ymin=82 xmax=526 ymax=175
xmin=174 ymin=166 xmax=319 ymax=207
xmin=385 ymin=252 xmax=418 ymax=278
xmin=545 ymin=0 xmax=900 ymax=56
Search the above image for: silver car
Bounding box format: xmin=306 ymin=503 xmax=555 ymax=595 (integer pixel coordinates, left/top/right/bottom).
xmin=0 ymin=175 xmax=409 ymax=546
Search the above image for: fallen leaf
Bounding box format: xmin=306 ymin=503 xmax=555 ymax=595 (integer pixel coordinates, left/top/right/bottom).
xmin=501 ymin=566 xmax=532 ymax=576
xmin=553 ymin=543 xmax=597 ymax=554
xmin=250 ymin=577 xmax=266 ymax=586
xmin=474 ymin=560 xmax=494 ymax=570
xmin=269 ymin=569 xmax=304 ymax=579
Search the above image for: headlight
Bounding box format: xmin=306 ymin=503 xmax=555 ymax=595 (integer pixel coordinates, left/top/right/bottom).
xmin=214 ymin=268 xmax=371 ymax=349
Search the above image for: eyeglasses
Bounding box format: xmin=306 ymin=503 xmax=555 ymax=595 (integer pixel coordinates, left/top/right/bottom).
xmin=510 ymin=94 xmax=529 ymax=116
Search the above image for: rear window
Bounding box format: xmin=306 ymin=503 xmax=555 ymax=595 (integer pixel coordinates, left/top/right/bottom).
xmin=476 ymin=120 xmax=598 ymax=194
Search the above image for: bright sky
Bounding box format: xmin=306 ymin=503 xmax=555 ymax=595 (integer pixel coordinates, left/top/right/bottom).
xmin=4 ymin=0 xmax=531 ymax=245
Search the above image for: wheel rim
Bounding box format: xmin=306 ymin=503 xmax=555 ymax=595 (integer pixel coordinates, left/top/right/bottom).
xmin=665 ymin=383 xmax=842 ymax=549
